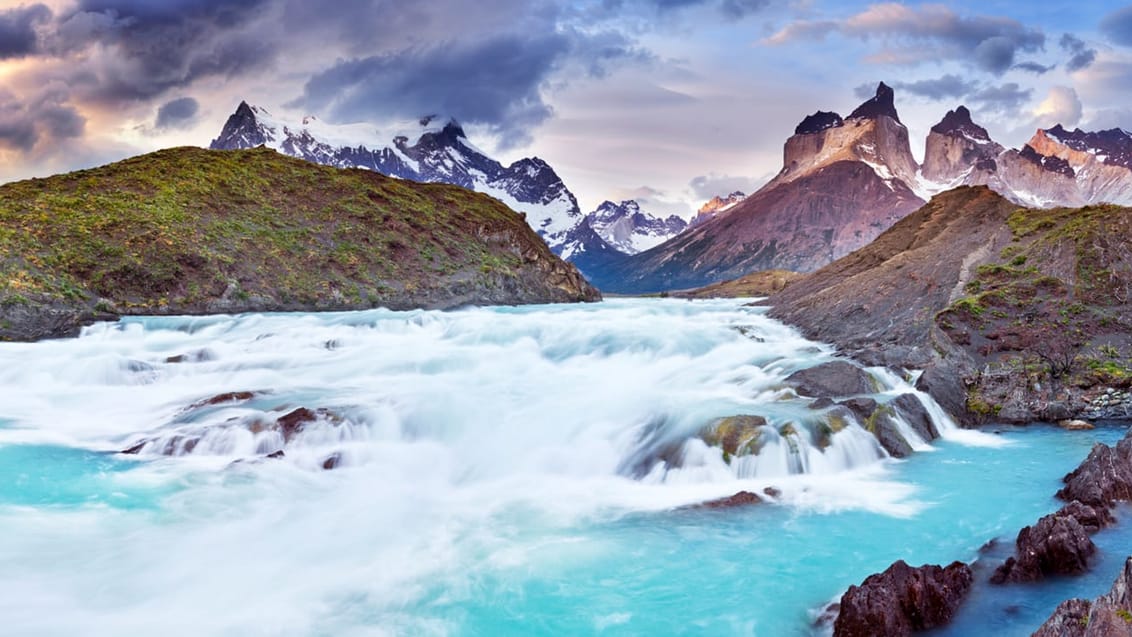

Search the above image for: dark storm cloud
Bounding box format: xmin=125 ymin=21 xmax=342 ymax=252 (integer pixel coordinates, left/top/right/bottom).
xmin=1059 ymin=33 xmax=1096 ymax=72
xmin=1100 ymin=5 xmax=1132 ymax=46
xmin=0 ymin=87 xmax=84 ymax=152
xmin=765 ymin=4 xmax=1045 ymax=76
xmin=155 ymin=96 xmax=200 ymax=129
xmin=51 ymin=0 xmax=275 ymax=103
xmin=968 ymin=82 xmax=1032 ymax=113
xmin=0 ymin=3 xmax=51 ymax=59
xmin=294 ymin=27 xmax=649 ymax=148
xmin=891 ymin=74 xmax=978 ymax=100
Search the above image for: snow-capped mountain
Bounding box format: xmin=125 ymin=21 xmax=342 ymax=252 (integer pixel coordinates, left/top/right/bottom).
xmin=582 ymin=200 xmax=687 ymax=254
xmin=920 ymin=107 xmax=1132 ymax=207
xmin=210 ymin=102 xmax=583 ymax=251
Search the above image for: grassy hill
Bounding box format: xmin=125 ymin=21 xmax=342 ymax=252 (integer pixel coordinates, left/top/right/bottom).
xmin=0 ymin=146 xmax=599 ymax=340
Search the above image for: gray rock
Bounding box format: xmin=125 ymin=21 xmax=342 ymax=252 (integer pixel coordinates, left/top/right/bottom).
xmin=786 ymin=361 xmax=876 ymax=398
xmin=892 ymin=393 xmax=940 ymax=442
xmin=991 ymin=508 xmax=1096 ymax=584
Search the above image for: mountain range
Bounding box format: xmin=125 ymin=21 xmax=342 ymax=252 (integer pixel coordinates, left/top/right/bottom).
xmin=586 ymin=83 xmax=1132 ymax=293
xmin=209 ymin=103 xmax=688 ymax=265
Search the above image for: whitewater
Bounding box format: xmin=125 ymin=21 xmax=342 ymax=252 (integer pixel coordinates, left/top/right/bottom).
xmin=0 ymin=298 xmax=1127 ymax=636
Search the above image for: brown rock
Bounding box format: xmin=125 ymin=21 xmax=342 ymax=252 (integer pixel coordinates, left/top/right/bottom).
xmin=991 ymin=509 xmax=1096 ymax=584
xmin=833 ymin=560 xmax=973 ymax=637
xmin=1033 ymin=557 xmax=1132 ymax=637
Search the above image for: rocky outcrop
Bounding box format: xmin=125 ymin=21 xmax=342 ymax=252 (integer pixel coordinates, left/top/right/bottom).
xmin=991 ymin=508 xmax=1097 ymax=583
xmin=1058 ymin=433 xmax=1132 ymax=511
xmin=672 ymin=269 xmax=802 ymax=299
xmin=0 ymin=146 xmax=600 ymax=342
xmin=832 ymin=560 xmax=973 ymax=637
xmin=1033 ymin=557 xmax=1132 ymax=637
xmin=785 ymin=361 xmax=877 ymax=398
xmin=767 ymin=186 xmax=1132 ymax=425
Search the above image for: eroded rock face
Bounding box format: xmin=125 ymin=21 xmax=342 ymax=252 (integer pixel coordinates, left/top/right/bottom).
xmin=1058 ymin=435 xmax=1132 ymax=510
xmin=785 ymin=361 xmax=877 ymax=398
xmin=991 ymin=507 xmax=1096 ymax=584
xmin=833 ymin=560 xmax=973 ymax=637
xmin=1033 ymin=557 xmax=1132 ymax=637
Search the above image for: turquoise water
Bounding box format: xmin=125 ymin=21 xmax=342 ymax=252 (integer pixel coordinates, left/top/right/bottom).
xmin=0 ymin=299 xmax=1126 ymax=636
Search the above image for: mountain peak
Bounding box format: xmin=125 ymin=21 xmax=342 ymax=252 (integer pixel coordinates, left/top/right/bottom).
xmin=848 ymin=82 xmax=900 ymax=123
xmin=795 ymin=111 xmax=844 ymax=135
xmin=931 ymin=105 xmax=990 ymax=141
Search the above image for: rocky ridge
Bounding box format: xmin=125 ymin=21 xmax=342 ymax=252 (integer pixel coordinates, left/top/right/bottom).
xmin=0 ymin=146 xmax=599 ymax=341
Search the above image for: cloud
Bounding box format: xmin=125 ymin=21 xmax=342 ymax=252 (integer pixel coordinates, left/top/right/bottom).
xmin=154 ymin=96 xmax=200 ymax=129
xmin=763 ymin=3 xmax=1045 ymax=75
xmin=0 ymin=3 xmax=51 ymax=59
xmin=1013 ymin=61 xmax=1054 ymax=74
xmin=1059 ymin=33 xmax=1096 ymax=72
xmin=1100 ymin=5 xmax=1132 ymax=47
xmin=0 ymin=86 xmax=84 ymax=152
xmin=688 ymin=173 xmax=759 ymax=200
xmin=1032 ymin=85 xmax=1082 ymax=128
xmin=968 ymin=82 xmax=1032 ymax=113
xmin=891 ymin=74 xmax=978 ymax=100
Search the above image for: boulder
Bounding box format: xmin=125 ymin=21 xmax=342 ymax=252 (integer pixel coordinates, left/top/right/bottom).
xmin=1059 ymin=500 xmax=1115 ymax=533
xmin=892 ymin=394 xmax=940 ymax=442
xmin=1033 ymin=557 xmax=1132 ymax=637
xmin=1059 ymin=419 xmax=1095 ymax=430
xmin=699 ymin=415 xmax=767 ymax=462
xmin=991 ymin=508 xmax=1096 ymax=584
xmin=785 ymin=361 xmax=877 ymax=398
xmin=692 ymin=490 xmax=763 ymax=510
xmin=833 ymin=560 xmax=973 ymax=637
xmin=1057 ymin=433 xmax=1132 ymax=510
xmin=838 ymin=397 xmax=878 ymax=422
xmin=872 ymin=410 xmax=915 ymax=458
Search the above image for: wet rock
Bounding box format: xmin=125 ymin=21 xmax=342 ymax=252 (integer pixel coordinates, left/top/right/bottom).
xmin=838 ymin=397 xmax=878 ymax=422
xmin=321 ymin=452 xmax=342 ymax=470
xmin=694 ymin=490 xmax=763 ymax=509
xmin=1059 ymin=500 xmax=1114 ymax=533
xmin=700 ymin=415 xmax=767 ymax=462
xmin=1059 ymin=419 xmax=1095 ymax=430
xmin=892 ymin=394 xmax=940 ymax=442
xmin=991 ymin=509 xmax=1096 ymax=584
xmin=762 ymin=486 xmax=782 ymax=498
xmin=915 ymin=360 xmax=971 ymax=426
xmin=277 ymin=407 xmax=318 ymax=441
xmin=185 ymin=390 xmax=263 ymax=411
xmin=872 ymin=409 xmax=914 ymax=458
xmin=808 ymin=397 xmax=836 ymax=410
xmin=833 ymin=560 xmax=973 ymax=637
xmin=164 ymin=349 xmax=215 ymax=364
xmin=785 ymin=361 xmax=876 ymax=398
xmin=1033 ymin=557 xmax=1132 ymax=637
xmin=265 ymin=450 xmax=285 ymax=459
xmin=1057 ymin=433 xmax=1132 ymax=511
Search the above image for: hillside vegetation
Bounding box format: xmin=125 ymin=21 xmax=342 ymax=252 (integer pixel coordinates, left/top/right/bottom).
xmin=0 ymin=146 xmax=598 ymax=340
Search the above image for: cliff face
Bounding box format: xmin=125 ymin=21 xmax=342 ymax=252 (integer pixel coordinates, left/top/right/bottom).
xmin=0 ymin=147 xmax=600 ymax=341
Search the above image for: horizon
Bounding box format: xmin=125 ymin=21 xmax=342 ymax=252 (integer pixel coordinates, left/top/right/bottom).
xmin=0 ymin=0 xmax=1130 ymax=216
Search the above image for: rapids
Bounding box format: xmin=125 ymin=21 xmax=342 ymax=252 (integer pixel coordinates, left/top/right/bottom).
xmin=0 ymin=298 xmax=1124 ymax=636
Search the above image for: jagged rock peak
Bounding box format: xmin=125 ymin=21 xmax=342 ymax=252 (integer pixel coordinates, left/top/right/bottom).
xmin=1020 ymin=144 xmax=1076 ymax=178
xmin=931 ymin=106 xmax=990 ymax=141
xmin=848 ymin=82 xmax=900 ymax=123
xmin=698 ymin=191 xmax=746 ymax=214
xmin=795 ymin=111 xmax=844 ymax=135
xmin=1044 ymin=124 xmax=1132 ymax=169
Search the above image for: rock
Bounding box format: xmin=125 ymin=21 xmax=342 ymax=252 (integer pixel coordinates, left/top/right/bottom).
xmin=1045 ymin=401 xmax=1074 ymax=421
xmin=838 ymin=397 xmax=878 ymax=422
xmin=694 ymin=490 xmax=763 ymax=509
xmin=1057 ymin=433 xmax=1132 ymax=511
xmin=699 ymin=415 xmax=767 ymax=462
xmin=1032 ymin=598 xmax=1093 ymax=637
xmin=892 ymin=393 xmax=940 ymax=442
xmin=1033 ymin=557 xmax=1132 ymax=637
xmin=321 ymin=452 xmax=342 ymax=470
xmin=991 ymin=509 xmax=1096 ymax=584
xmin=265 ymin=450 xmax=285 ymax=459
xmin=872 ymin=412 xmax=915 ymax=458
xmin=1059 ymin=419 xmax=1095 ymax=430
xmin=786 ymin=361 xmax=876 ymax=398
xmin=808 ymin=397 xmax=836 ymax=410
xmin=762 ymin=486 xmax=782 ymax=498
xmin=832 ymin=560 xmax=973 ymax=637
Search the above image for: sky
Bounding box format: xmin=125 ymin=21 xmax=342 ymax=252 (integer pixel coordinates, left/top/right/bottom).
xmin=0 ymin=1 xmax=1131 ymax=217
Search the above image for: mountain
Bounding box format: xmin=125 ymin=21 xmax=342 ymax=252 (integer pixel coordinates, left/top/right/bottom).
xmin=692 ymin=191 xmax=746 ymax=227
xmin=766 ymin=186 xmax=1132 ymax=425
xmin=588 ymin=82 xmax=926 ymax=293
xmin=0 ymin=146 xmax=599 ymax=342
xmin=921 ymin=107 xmax=1132 ymax=207
xmin=210 ymin=102 xmax=584 ymax=252
xmin=582 ymin=200 xmax=687 ymax=254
